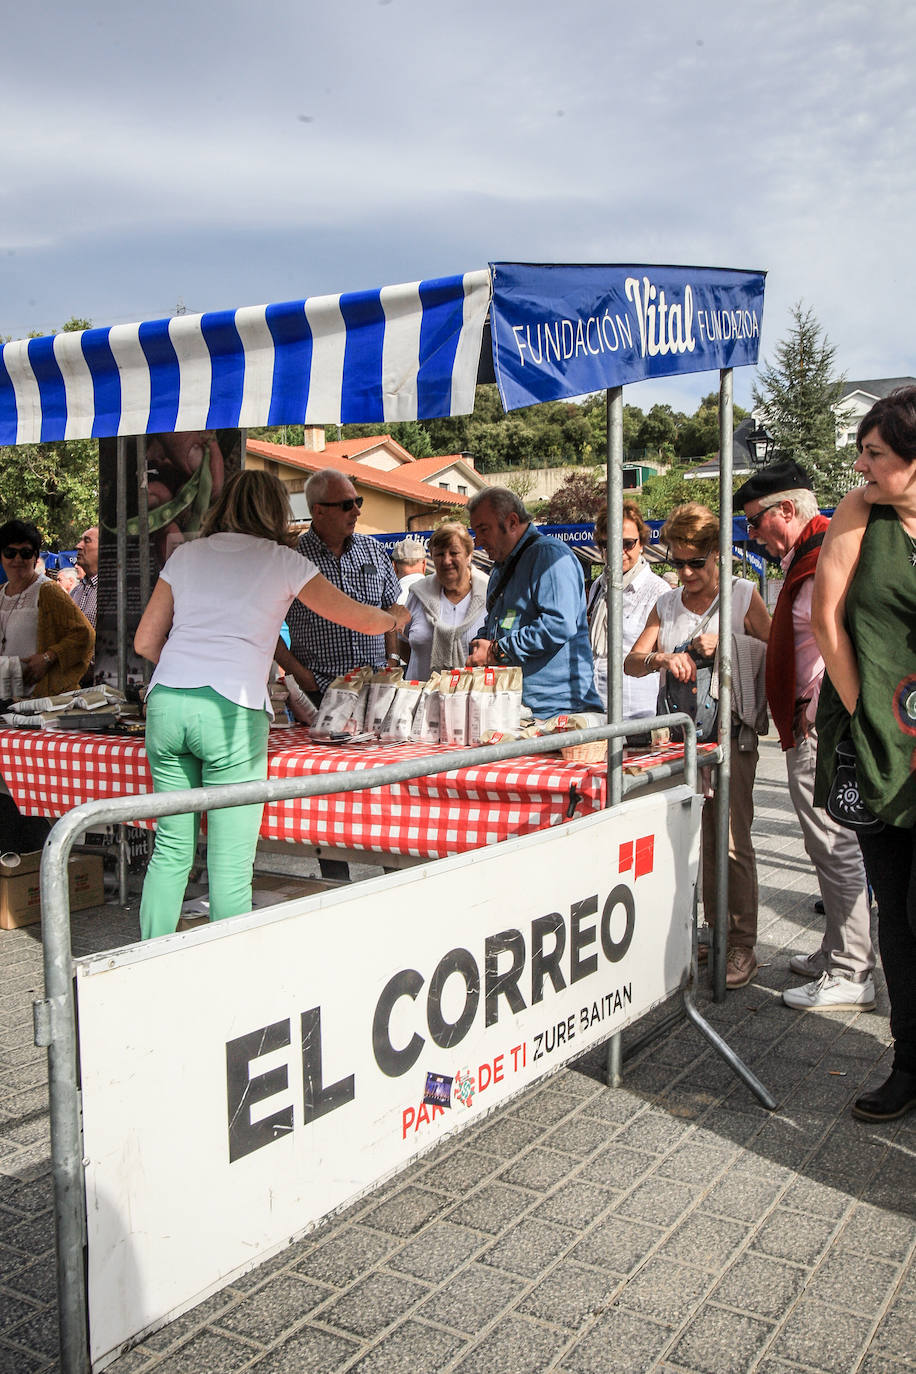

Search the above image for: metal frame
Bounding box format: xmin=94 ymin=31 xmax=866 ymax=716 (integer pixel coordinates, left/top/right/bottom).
xmin=35 ymin=715 xmax=773 ymax=1373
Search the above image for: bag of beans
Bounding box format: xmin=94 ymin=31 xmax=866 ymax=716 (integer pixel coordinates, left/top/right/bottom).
xmin=409 ymin=673 xmax=441 ymax=744
xmin=365 ymin=666 xmax=404 ymax=735
xmin=379 ymin=677 xmax=424 ymax=743
xmin=312 ymin=668 xmax=371 ymax=735
xmin=467 ymin=666 xmax=524 ymax=744
xmin=439 ymin=668 xmax=473 ymax=746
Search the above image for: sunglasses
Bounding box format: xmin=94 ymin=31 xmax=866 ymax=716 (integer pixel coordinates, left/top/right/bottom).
xmin=668 ymin=554 xmax=711 ymax=571
xmin=745 ymin=506 xmax=776 ymax=532
xmin=314 ymin=497 xmax=363 ymax=512
xmin=596 ymin=538 xmax=639 ymax=551
xmin=1 ymin=546 xmax=37 ymax=560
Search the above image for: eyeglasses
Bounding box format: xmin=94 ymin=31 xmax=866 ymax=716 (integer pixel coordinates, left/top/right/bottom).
xmin=621 ymin=538 xmax=639 ymax=552
xmin=1 ymin=546 xmax=37 ymax=561
xmin=668 ymin=554 xmax=711 ymax=571
xmin=745 ymin=503 xmax=779 ymax=533
xmin=314 ymin=497 xmax=363 ymax=512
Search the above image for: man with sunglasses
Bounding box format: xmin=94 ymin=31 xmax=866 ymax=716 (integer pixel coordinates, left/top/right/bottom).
xmin=736 ymin=460 xmax=875 ymax=1011
xmin=279 ymin=468 xmax=403 ymax=702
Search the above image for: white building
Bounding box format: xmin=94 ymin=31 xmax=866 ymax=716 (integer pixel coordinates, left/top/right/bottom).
xmin=835 ymin=377 xmax=916 ymax=447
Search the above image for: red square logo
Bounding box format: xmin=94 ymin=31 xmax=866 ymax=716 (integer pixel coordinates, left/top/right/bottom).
xmin=634 ymin=834 xmax=655 ymax=878
xmin=618 ymin=840 xmax=633 ymax=873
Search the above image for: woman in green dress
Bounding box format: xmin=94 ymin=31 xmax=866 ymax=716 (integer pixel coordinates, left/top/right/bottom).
xmin=813 ymin=386 xmax=916 ymax=1122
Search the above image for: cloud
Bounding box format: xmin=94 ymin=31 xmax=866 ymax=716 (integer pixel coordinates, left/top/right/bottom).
xmin=1 ymin=0 xmax=915 ymax=408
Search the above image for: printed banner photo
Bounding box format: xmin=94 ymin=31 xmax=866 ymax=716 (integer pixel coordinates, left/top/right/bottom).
xmin=490 ymin=263 xmax=767 ymax=410
xmin=94 ymin=430 xmax=243 ymax=688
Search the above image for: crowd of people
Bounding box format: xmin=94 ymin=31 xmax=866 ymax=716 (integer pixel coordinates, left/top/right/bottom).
xmin=6 ymin=385 xmax=909 ymax=1128
xmin=134 ymin=395 xmax=916 ymax=1124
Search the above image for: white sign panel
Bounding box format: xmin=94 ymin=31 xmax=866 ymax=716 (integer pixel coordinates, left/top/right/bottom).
xmin=76 ymin=787 xmax=701 ymax=1368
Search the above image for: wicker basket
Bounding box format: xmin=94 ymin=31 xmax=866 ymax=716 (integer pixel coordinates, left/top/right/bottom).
xmin=559 ymin=739 xmax=608 ymax=763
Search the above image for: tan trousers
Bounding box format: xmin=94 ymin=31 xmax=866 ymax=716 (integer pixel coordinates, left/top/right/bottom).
xmin=785 ymin=728 xmax=874 ymax=979
xmin=701 ymin=741 xmax=758 ymax=950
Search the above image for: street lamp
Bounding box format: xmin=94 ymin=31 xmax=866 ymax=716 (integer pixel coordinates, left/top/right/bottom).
xmin=746 ymin=422 xmax=775 ymax=470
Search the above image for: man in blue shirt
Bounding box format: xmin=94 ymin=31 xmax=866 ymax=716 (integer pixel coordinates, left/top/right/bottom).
xmin=466 ymin=488 xmax=602 ymax=717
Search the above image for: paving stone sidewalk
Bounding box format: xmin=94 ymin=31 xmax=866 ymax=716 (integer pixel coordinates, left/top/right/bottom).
xmin=1 ymin=739 xmax=914 ymax=1372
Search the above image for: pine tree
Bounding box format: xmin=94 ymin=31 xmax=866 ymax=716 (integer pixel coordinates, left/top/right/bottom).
xmin=752 ymin=303 xmax=855 ymax=503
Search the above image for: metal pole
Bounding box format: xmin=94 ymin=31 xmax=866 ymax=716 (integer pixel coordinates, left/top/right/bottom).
xmin=39 ymin=839 xmax=89 ymax=1373
xmin=115 ymin=438 xmax=128 ymax=694
xmin=116 ymin=437 xmax=131 ymax=906
xmin=713 ymin=370 xmax=734 ymax=1001
xmin=605 ymin=386 xmax=624 ymax=1086
xmin=605 ymin=386 xmax=624 ymax=809
xmin=136 ymin=435 xmax=151 ymax=681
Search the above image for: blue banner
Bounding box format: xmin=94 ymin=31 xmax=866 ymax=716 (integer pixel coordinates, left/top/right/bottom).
xmin=489 ymin=263 xmax=767 ymax=411
xmin=375 ymin=520 xmax=770 ymax=556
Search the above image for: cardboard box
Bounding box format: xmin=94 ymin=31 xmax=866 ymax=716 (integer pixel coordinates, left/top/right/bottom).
xmin=251 ymin=875 xmax=333 ymax=906
xmin=173 ymin=876 xmax=332 ymax=932
xmin=0 ymin=851 xmax=106 ymax=931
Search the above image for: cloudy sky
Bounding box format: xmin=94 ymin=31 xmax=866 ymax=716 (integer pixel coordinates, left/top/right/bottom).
xmin=3 ymin=0 xmax=914 ymax=411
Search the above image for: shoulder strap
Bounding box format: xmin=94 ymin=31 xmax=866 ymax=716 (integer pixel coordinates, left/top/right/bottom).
xmin=673 ymin=592 xmax=719 ymax=653
xmin=793 ymin=529 xmax=826 ymax=563
xmin=486 ymin=527 xmax=540 ymax=614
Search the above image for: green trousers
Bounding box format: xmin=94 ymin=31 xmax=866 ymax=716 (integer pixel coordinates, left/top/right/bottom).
xmin=140 ymin=685 xmax=270 ymax=940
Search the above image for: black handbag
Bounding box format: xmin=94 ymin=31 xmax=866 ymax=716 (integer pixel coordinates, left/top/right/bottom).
xmin=663 ymin=652 xmax=719 ymax=743
xmin=661 ymin=596 xmax=720 ymax=744
xmin=826 ymin=736 xmax=884 ymax=833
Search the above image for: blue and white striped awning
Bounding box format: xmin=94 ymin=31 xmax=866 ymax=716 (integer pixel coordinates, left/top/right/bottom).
xmin=0 ymin=270 xmax=492 ymax=445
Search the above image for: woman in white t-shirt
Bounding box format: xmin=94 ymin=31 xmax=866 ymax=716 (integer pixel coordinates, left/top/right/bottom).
xmin=623 ymin=503 xmax=770 ymax=990
xmin=401 ymin=522 xmax=488 ymax=680
xmin=134 ymin=470 xmax=410 ymax=940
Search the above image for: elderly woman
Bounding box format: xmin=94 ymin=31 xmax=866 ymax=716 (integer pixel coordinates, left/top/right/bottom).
xmin=813 ymin=387 xmax=916 ymax=1122
xmin=588 ymin=501 xmax=668 ymax=717
xmin=0 ymin=519 xmax=94 ymax=698
xmin=624 ymin=503 xmax=770 ymax=989
xmin=400 ymin=521 xmax=488 ymax=680
xmin=0 ymin=519 xmax=95 ymax=853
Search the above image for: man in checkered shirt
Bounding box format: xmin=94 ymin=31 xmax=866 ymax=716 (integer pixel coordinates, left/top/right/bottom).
xmin=278 ymin=468 xmax=403 ymax=701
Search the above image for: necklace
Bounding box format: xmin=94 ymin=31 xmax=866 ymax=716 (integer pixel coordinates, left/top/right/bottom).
xmin=682 ymin=585 xmax=718 ymax=613
xmin=904 ymin=528 xmax=916 ymax=568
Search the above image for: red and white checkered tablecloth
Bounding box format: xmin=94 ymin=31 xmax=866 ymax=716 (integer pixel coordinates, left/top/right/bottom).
xmin=0 ymin=726 xmax=611 ymax=860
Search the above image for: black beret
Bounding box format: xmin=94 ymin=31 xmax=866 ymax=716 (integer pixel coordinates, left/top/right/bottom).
xmin=735 ymin=459 xmax=814 ymax=508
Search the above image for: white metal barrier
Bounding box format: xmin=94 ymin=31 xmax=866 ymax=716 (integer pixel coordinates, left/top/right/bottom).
xmin=35 ymin=719 xmax=774 ymax=1372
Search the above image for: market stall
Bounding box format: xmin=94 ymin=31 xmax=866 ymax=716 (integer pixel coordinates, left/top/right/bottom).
xmin=1 ymin=262 xmax=770 ymax=1374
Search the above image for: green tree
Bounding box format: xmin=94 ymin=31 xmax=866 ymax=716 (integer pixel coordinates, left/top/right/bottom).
xmin=638 ymin=466 xmax=750 ymax=521
xmin=752 ymin=302 xmax=853 ymax=503
xmin=634 ymin=403 xmax=683 ymax=460
xmin=0 ymin=317 xmax=99 ymax=548
xmin=676 ymin=392 xmax=748 ymax=461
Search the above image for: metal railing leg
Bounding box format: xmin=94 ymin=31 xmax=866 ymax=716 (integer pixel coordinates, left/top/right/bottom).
xmin=606 ymin=1034 xmax=622 ymax=1088
xmin=683 ymin=990 xmax=777 ymax=1109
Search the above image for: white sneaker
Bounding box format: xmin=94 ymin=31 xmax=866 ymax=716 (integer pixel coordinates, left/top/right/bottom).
xmin=788 ymin=951 xmax=827 ymax=978
xmin=782 ymin=971 xmax=876 ymax=1011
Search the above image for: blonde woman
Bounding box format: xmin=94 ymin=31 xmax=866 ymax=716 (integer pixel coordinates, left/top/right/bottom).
xmin=624 ymin=503 xmax=770 ymax=988
xmin=134 ymin=469 xmax=409 ymax=939
xmin=401 ymin=521 xmax=488 ymax=680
